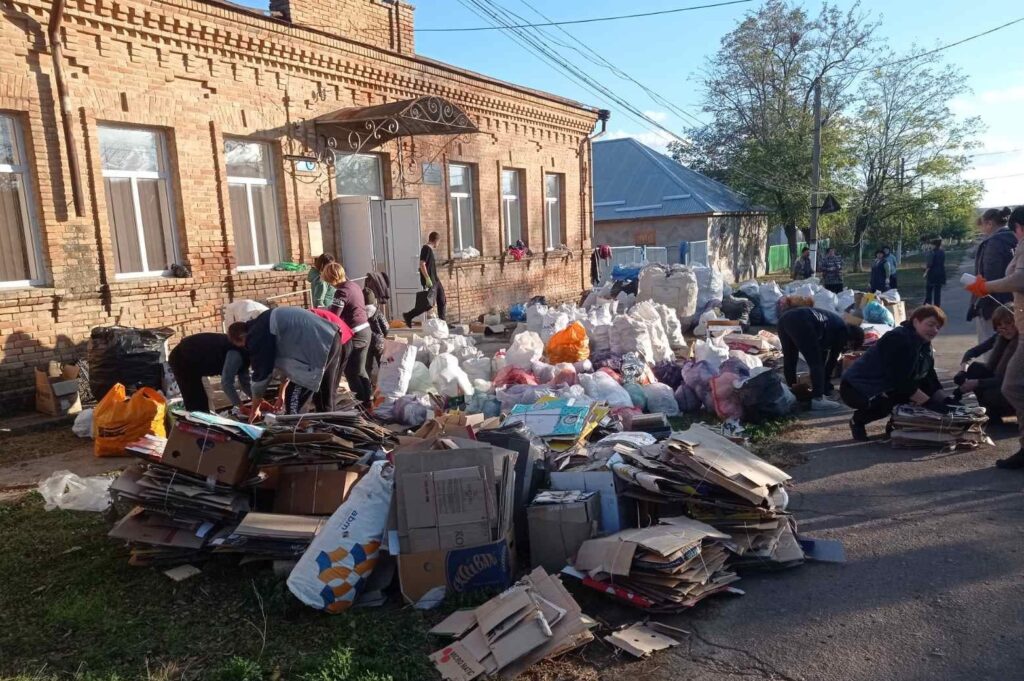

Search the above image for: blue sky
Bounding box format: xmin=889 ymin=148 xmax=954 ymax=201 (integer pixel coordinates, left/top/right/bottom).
xmin=242 ymin=0 xmax=1023 ymax=206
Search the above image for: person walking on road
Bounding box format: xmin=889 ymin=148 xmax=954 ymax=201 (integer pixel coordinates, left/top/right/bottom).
xmin=841 ymin=305 xmax=949 ymax=441
xmin=168 ymin=332 xmax=251 ymax=413
xmin=403 ymin=231 xmax=446 ymax=326
xmin=968 ymin=207 xmax=1017 ymax=346
xmin=964 ymin=206 xmax=1024 ymax=469
xmin=818 ymin=247 xmax=845 ymax=294
xmin=777 ymin=306 xmax=865 ymax=411
xmin=923 ymin=238 xmax=946 ymax=307
xmin=792 ymin=246 xmax=813 ymax=280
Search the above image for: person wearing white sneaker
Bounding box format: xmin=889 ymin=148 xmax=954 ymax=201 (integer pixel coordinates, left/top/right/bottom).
xmin=777 ymin=306 xmax=865 ymax=408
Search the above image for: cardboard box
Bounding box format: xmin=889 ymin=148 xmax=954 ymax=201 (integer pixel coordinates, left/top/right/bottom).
xmin=549 ymin=470 xmax=633 ymax=533
xmin=162 ymin=422 xmax=254 ymax=486
xmin=35 ymin=362 xmax=82 ymax=416
xmin=398 ymin=536 xmax=514 ymax=604
xmin=527 ymin=492 xmax=600 ymax=572
xmin=273 ymin=465 xmax=365 ymax=515
xmin=884 ymin=300 xmax=906 ymax=325
xmin=414 ymin=412 xmax=486 ymax=440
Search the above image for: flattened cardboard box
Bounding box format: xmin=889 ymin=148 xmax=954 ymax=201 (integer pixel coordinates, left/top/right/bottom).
xmin=162 ymin=422 xmax=254 ymax=486
xmin=273 ymin=465 xmax=365 ymax=515
xmin=527 ymin=493 xmax=600 ymax=572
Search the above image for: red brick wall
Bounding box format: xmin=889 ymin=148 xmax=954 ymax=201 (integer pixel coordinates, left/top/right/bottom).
xmin=0 ymin=0 xmax=597 ymax=409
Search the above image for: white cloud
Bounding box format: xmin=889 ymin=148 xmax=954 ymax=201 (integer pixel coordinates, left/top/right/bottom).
xmin=978 ymin=85 xmax=1024 ymax=106
xmin=642 ymin=110 xmax=669 ymax=123
xmin=604 ymin=128 xmax=682 ymax=153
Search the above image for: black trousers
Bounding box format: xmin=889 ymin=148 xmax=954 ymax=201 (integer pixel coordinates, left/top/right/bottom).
xmin=283 ymin=334 xmax=344 ymax=414
xmin=170 ymin=359 xmax=210 ymax=412
xmin=925 ymin=284 xmax=943 ymax=307
xmin=344 ymin=327 xmax=372 ymax=405
xmin=841 ymin=381 xmax=946 ymax=426
xmin=824 ymin=283 xmax=844 ymax=294
xmin=778 ymin=313 xmax=830 ymax=398
xmin=405 ymin=281 xmax=447 ymax=322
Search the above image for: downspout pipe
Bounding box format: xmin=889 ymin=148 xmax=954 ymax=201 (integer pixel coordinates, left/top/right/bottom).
xmin=49 ymin=0 xmax=85 ymax=218
xmin=579 ymin=109 xmax=609 ymax=251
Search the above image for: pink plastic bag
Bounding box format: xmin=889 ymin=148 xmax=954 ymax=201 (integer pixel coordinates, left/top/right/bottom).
xmin=711 ymin=371 xmax=743 ymax=421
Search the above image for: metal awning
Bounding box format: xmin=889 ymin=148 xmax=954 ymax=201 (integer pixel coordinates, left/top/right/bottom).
xmin=314 ymin=96 xmax=479 ymax=152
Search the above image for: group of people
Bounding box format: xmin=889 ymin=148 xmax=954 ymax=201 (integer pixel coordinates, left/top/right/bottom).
xmin=166 ymin=232 xmax=448 ymax=422
xmin=791 ymin=246 xmax=846 ymax=293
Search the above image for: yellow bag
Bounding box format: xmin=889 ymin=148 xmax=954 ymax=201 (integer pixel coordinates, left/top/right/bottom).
xmin=546 ymin=321 xmax=590 ymax=364
xmin=93 ymin=384 xmax=166 ymax=458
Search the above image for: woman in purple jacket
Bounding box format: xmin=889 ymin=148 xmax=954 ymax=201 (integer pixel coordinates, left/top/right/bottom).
xmin=322 ymin=262 xmax=372 ymax=405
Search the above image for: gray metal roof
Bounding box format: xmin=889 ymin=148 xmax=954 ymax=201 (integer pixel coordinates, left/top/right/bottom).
xmin=593 ymin=137 xmax=763 ymax=221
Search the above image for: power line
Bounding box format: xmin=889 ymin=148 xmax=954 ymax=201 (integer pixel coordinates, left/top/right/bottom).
xmin=417 ymin=0 xmax=754 ymax=32
xmin=975 ymin=172 xmax=1024 ymax=181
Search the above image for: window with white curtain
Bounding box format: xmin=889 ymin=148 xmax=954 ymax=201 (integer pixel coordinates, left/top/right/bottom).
xmin=501 ymin=169 xmax=523 ymax=246
xmin=98 ymin=126 xmax=178 ymax=277
xmin=334 ymin=152 xmax=384 ymax=198
xmin=448 ymin=163 xmax=476 ymax=253
xmin=0 ymin=114 xmax=42 ymax=286
xmin=545 ymin=173 xmax=563 ymax=250
xmin=226 ymin=139 xmax=283 ymax=269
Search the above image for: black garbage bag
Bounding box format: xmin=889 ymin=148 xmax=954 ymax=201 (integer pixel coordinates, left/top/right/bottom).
xmin=88 ymin=326 xmax=174 ymax=400
xmin=749 ymin=304 xmax=765 ymax=327
xmin=721 ymin=294 xmax=755 ymax=326
xmin=738 ymin=370 xmax=797 ymax=423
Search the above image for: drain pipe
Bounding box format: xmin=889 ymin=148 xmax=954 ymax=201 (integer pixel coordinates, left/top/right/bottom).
xmin=579 ymin=109 xmax=609 ymax=252
xmin=49 ymin=0 xmax=85 ymax=218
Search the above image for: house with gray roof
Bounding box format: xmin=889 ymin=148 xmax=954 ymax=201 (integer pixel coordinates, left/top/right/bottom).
xmin=593 ymin=137 xmax=768 ymax=282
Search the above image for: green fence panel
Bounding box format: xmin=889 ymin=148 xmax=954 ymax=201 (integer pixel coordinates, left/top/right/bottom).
xmin=767 ymin=239 xmax=830 ymax=273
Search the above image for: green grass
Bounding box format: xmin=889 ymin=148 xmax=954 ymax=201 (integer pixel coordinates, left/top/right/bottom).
xmin=0 ymin=496 xmax=437 ymax=681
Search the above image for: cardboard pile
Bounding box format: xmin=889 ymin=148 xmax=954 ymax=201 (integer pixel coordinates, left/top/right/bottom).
xmin=392 ymin=437 xmax=517 ymax=603
xmin=428 ymin=568 xmax=594 ymax=681
xmin=526 ymin=491 xmax=600 ymax=572
xmin=571 ymin=516 xmax=740 ymax=612
xmin=888 ymin=404 xmax=991 ymax=450
xmin=503 ymin=397 xmax=609 ymax=453
xmin=605 ymin=424 xmax=800 ymax=570
xmin=35 ymin=362 xmax=82 ymax=416
xmin=211 ymin=512 xmax=325 ymax=561
xmin=262 ymin=410 xmax=398 ymax=459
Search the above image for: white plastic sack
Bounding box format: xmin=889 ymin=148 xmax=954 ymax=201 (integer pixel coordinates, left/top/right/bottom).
xmin=492 ymin=350 xmax=507 ymax=376
xmin=407 ymin=361 xmax=433 ymax=394
xmin=694 ymin=309 xmax=724 ymax=337
xmin=38 ymin=470 xmax=111 ymax=512
xmin=526 ymin=303 xmax=548 ymax=334
xmin=631 ymin=301 xmax=674 ymax=363
xmin=642 ymin=382 xmax=680 ymax=417
xmin=694 ymin=336 xmax=730 ymax=372
xmin=879 ymin=289 xmax=900 ymax=303
xmin=72 ymin=409 xmax=94 ymax=438
xmin=610 ymin=315 xmax=654 ymax=363
xmin=429 ymin=353 xmax=475 ymax=397
xmin=693 ymin=266 xmax=725 ymax=312
xmin=813 ymin=288 xmax=838 ymax=313
xmin=541 ymin=309 xmax=571 ymax=343
xmin=759 ymin=281 xmax=784 ymax=325
xmin=638 ymin=265 xmax=699 ymax=321
xmin=737 ymin=280 xmax=761 ymax=299
xmin=422 ymin=317 xmax=449 ymax=339
xmin=729 ymin=349 xmax=764 ymax=370
xmin=506 ymin=331 xmax=545 ymax=369
xmin=376 ymin=339 xmax=418 ymax=399
xmin=654 ymin=302 xmax=687 ymax=351
xmin=224 ymin=299 xmax=269 ymax=327
xmin=579 ymin=371 xmax=633 ymax=408
xmin=462 ymin=356 xmax=493 ymax=383
xmin=837 ymin=289 xmax=857 ymax=313
xmin=531 ymin=360 xmax=555 ymax=384
xmin=288 ymin=461 xmax=393 ymax=613
xmin=582 ymin=302 xmax=614 ymax=354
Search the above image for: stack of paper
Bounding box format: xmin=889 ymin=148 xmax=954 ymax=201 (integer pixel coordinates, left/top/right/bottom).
xmin=428 ymin=568 xmax=594 ymax=680
xmin=503 ymin=397 xmax=609 ymax=455
xmin=571 ymin=516 xmax=740 ymax=612
xmin=606 ymin=424 xmax=800 ymax=569
xmin=889 ymin=405 xmax=991 ymax=450
xmin=211 ymin=512 xmax=325 ymax=561
xmin=110 ymin=465 xmax=250 ymax=523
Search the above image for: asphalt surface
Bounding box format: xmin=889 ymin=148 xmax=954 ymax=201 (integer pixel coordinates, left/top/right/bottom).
xmin=647 ymin=258 xmax=1024 ymax=681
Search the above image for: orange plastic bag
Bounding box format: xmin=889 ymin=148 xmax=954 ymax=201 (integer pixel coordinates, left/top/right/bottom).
xmin=546 ymin=321 xmax=590 ymax=364
xmin=93 ymin=384 xmax=166 ymax=457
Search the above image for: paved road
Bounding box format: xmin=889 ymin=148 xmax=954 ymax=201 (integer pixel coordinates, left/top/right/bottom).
xmin=650 ymin=258 xmax=1024 ymax=681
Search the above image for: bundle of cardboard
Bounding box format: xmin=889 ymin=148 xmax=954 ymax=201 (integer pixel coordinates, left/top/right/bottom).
xmin=262 ymin=410 xmax=397 ymax=455
xmin=211 ymin=512 xmax=325 ymax=561
xmin=606 ymin=424 xmax=800 ymax=569
xmin=889 ymin=404 xmax=991 ymax=450
xmin=502 ymin=397 xmax=609 ymax=455
xmin=428 ymin=568 xmax=594 ymax=681
xmin=571 ymin=516 xmax=740 ymax=612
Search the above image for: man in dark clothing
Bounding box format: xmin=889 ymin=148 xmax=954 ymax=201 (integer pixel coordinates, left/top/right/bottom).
xmin=924 ymin=238 xmax=946 ymax=307
xmin=777 ymin=307 xmax=864 ymax=411
xmin=168 ymin=332 xmax=251 ymax=412
xmin=841 ymin=306 xmax=948 ymax=440
xmin=869 ymin=249 xmax=890 ymax=293
xmin=792 ymin=247 xmax=813 ymax=280
xmin=403 ymin=231 xmax=446 ymax=325
xmin=817 ymin=247 xmax=844 ymax=294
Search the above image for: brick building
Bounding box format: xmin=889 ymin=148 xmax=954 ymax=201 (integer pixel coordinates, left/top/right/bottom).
xmin=0 ymin=0 xmax=602 ymax=407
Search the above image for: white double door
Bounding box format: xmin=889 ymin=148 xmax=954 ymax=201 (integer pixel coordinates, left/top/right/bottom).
xmin=335 ymin=196 xmax=422 ymax=319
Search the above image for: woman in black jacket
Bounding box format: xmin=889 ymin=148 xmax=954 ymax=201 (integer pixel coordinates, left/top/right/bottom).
xmin=840 ymin=305 xmax=949 ymax=441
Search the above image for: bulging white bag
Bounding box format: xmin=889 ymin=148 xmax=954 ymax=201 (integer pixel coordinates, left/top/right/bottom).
xmin=837 ymin=289 xmax=857 ymax=313
xmin=631 ymin=301 xmax=674 ymax=363
xmin=541 ymin=309 xmax=571 ymax=343
xmin=288 ymin=461 xmax=393 ymax=613
xmin=642 ymin=382 xmax=680 ymax=417
xmin=462 ymin=356 xmax=493 ymax=383
xmin=654 ymin=302 xmax=687 ymax=351
xmin=224 ymin=299 xmax=269 ymax=327
xmin=423 ymin=317 xmax=449 ymax=339
xmin=579 ymin=371 xmax=632 ymax=408
xmin=72 ymin=409 xmax=94 ymax=438
xmin=526 ymin=303 xmax=548 ymax=334
xmin=406 ymin=361 xmax=433 ymax=394
xmin=759 ymin=281 xmax=783 ymax=325
xmin=376 ymin=339 xmax=418 ymax=399
xmin=694 ymin=336 xmax=729 ymax=371
xmin=429 ymin=353 xmax=475 ymax=397
xmin=506 ymin=331 xmax=545 ymax=369
xmin=813 ymin=288 xmax=838 ymax=312
xmin=610 ymin=315 xmax=654 ymax=362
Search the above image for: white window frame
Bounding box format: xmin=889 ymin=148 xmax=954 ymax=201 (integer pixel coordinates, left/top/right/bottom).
xmin=334 ymin=152 xmax=384 ymax=199
xmin=99 ymin=126 xmax=179 ymax=280
xmin=226 ymin=140 xmax=282 ymax=271
xmin=545 ymin=173 xmax=562 ymax=251
xmin=0 ymin=114 xmax=43 ymax=288
xmin=449 ymin=163 xmax=476 ymax=253
xmin=501 ymin=169 xmax=523 ymax=247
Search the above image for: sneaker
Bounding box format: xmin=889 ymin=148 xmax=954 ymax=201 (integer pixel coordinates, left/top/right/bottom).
xmin=849 ymin=417 xmax=869 ymax=442
xmin=995 ymin=450 xmax=1024 ymax=470
xmin=402 ymin=313 xmax=414 ymax=328
xmin=811 ymin=397 xmax=842 ymax=412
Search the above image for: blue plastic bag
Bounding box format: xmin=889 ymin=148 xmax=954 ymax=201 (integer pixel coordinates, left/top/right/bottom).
xmin=864 ymin=300 xmax=894 ymax=325
xmin=508 ymin=303 xmax=527 ymax=322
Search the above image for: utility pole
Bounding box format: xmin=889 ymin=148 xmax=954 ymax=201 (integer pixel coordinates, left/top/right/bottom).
xmin=808 ymin=76 xmax=822 ymax=271
xmin=897 ymin=158 xmax=905 ymax=264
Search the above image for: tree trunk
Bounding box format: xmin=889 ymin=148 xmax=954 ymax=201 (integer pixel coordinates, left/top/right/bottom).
xmin=784 ymin=221 xmax=799 ymax=262
xmin=854 ymin=213 xmax=869 ymax=272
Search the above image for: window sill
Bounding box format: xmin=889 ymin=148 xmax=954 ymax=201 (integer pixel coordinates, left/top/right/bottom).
xmin=233 ymin=268 xmax=307 ymax=281
xmin=0 ymin=284 xmax=57 ymax=305
xmin=106 ymin=276 xmax=195 ymax=294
